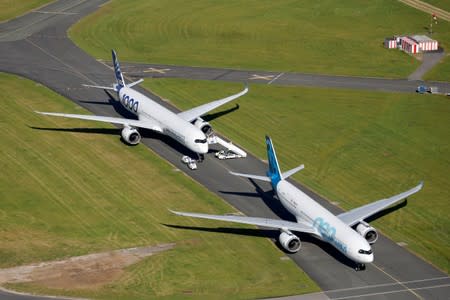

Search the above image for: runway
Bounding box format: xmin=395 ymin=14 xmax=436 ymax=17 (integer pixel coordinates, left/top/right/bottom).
xmin=0 ymin=1 xmax=449 ymax=299
xmin=112 ymin=61 xmax=450 ymax=94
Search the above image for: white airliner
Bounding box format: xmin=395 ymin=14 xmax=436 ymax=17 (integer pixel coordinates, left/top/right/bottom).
xmin=171 ymin=136 xmax=423 ymax=270
xmin=36 ymin=50 xmax=248 ymax=163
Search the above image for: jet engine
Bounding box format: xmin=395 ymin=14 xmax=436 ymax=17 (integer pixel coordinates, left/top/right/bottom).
xmin=121 ymin=125 xmax=141 ymax=145
xmin=356 ymin=222 xmax=378 ymax=244
xmin=279 ymin=230 xmax=301 ymax=253
xmin=193 ymin=118 xmax=212 ymax=136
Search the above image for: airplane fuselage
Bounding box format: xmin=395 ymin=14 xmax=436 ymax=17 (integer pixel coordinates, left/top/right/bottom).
xmin=275 ymin=180 xmax=374 ymax=264
xmin=117 ymin=86 xmax=208 ymax=155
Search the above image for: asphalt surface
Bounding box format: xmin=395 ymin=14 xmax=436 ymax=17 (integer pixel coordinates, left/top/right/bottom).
xmin=0 ymin=1 xmax=449 ymax=299
xmin=408 ymin=50 xmax=446 ymax=81
xmin=115 ymin=61 xmax=450 ymax=94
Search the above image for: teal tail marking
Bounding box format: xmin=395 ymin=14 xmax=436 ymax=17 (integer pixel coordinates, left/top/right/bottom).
xmin=265 ymin=135 xmax=282 ymax=188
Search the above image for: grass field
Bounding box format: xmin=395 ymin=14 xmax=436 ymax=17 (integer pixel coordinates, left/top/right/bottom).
xmin=0 ymin=72 xmax=319 ymax=299
xmin=424 ymin=55 xmax=450 ymax=81
xmin=69 ymin=0 xmax=450 ymax=79
xmin=142 ymin=78 xmax=450 ymax=274
xmin=0 ymin=0 xmax=53 ymax=22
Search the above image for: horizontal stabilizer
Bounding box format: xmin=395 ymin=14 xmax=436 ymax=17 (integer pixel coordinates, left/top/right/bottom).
xmin=170 ymin=210 xmax=316 ymax=234
xmin=83 ymin=84 xmax=116 ymax=91
xmin=128 ymin=78 xmax=144 ymax=88
xmin=282 ymin=164 xmax=304 ymax=179
xmin=229 ymin=171 xmax=271 ymax=182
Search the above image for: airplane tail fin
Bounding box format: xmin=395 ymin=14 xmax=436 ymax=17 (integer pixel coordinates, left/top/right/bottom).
xmin=265 ymin=135 xmax=283 ymax=187
xmin=230 ymin=136 xmax=304 ymax=189
xmin=83 ymin=51 xmax=143 ymax=92
xmin=112 ymin=49 xmax=126 ymax=88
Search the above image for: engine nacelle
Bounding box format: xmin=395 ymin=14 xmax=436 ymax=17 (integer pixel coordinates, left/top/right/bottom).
xmin=121 ymin=126 xmax=141 ymax=145
xmin=279 ymin=231 xmax=301 ymax=253
xmin=193 ymin=118 xmax=212 ymax=136
xmin=356 ymin=222 xmax=378 ymax=244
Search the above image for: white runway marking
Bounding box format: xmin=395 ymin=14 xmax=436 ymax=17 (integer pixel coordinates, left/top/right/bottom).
xmin=326 ymin=276 xmax=450 ymax=299
xmin=249 ymin=74 xmax=274 ymax=81
xmin=268 ymin=72 xmax=284 ymax=84
xmin=325 ymin=276 xmax=450 ymax=293
xmin=331 ymin=283 xmax=450 ymax=299
xmin=143 ymin=67 xmax=171 ymax=74
xmin=25 ymin=38 xmax=96 ymax=85
xmin=371 ymin=262 xmax=422 ymax=299
xmin=33 ymin=11 xmax=78 ymax=15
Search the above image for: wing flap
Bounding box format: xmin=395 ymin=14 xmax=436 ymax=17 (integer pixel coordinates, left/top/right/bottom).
xmin=170 ymin=210 xmax=316 ymax=234
xmin=338 ymin=181 xmax=424 ymax=226
xmin=35 ymin=111 xmax=163 ymax=132
xmin=177 ymin=85 xmax=248 ymax=122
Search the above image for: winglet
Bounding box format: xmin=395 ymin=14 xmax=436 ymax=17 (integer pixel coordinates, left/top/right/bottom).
xmin=416 ymin=181 xmax=424 ymax=192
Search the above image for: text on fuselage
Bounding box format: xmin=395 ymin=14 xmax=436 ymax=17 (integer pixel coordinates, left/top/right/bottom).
xmin=121 ymin=94 xmax=139 ymax=112
xmin=313 ymin=217 xmax=347 ymax=253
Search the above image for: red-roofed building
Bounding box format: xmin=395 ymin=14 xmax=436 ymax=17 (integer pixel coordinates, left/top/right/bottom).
xmin=401 ymin=37 xmax=419 ymax=54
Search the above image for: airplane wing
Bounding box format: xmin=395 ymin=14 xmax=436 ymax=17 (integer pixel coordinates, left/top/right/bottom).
xmin=35 ymin=111 xmax=163 ymax=132
xmin=177 ymin=85 xmax=248 ymax=122
xmin=337 ymin=181 xmax=424 ymax=226
xmin=170 ymin=210 xmax=316 ymax=234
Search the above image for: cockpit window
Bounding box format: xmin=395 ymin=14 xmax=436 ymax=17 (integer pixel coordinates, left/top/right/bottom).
xmin=195 ymin=139 xmax=207 ymax=144
xmin=358 ymin=249 xmax=373 ymax=255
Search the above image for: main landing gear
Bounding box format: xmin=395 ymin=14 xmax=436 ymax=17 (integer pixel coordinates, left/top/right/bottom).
xmin=355 ymin=263 xmax=366 ymax=271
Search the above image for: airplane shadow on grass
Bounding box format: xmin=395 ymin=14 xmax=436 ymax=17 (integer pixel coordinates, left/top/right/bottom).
xmin=164 ymin=223 xmax=356 ymax=269
xmin=201 ymin=104 xmax=239 ymax=122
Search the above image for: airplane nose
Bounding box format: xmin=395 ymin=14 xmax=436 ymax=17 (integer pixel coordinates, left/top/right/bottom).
xmin=194 ymin=143 xmax=208 ymax=154
xmin=361 ymin=254 xmax=374 ymax=264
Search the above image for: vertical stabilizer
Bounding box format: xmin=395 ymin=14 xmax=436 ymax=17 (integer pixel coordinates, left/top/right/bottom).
xmin=112 ymin=50 xmax=125 ymax=88
xmin=265 ymin=135 xmax=283 ymax=187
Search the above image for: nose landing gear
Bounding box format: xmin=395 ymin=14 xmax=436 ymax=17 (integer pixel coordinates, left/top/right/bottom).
xmin=355 ymin=263 xmax=366 ymax=271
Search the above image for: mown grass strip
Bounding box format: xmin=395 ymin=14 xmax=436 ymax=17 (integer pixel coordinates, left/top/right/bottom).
xmin=0 ymin=73 xmax=319 ymax=299
xmin=0 ymin=0 xmax=54 ymax=22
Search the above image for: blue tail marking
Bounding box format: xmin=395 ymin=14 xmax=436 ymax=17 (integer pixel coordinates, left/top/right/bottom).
xmin=112 ymin=50 xmax=125 ymax=88
xmin=265 ymin=135 xmax=282 ymax=188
